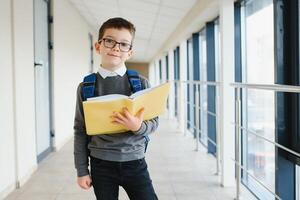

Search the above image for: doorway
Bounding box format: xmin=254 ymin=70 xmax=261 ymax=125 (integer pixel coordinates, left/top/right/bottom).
xmin=33 ymin=0 xmax=52 ymax=162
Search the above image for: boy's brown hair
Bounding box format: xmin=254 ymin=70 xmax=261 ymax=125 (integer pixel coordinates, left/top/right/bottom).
xmin=98 ymin=17 xmax=136 ymax=42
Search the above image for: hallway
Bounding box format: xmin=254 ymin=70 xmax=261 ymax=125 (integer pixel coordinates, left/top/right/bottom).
xmin=2 ymin=0 xmax=300 ymax=199
xmin=4 ymin=117 xmax=239 ymax=200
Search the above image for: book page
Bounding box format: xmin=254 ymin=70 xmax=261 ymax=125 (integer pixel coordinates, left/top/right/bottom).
xmin=83 ymin=98 xmax=134 ymax=134
xmin=129 ymin=88 xmax=152 ymax=99
xmin=87 ymin=94 xmax=128 ymax=102
xmin=83 ymin=82 xmax=170 ymax=135
xmin=129 ymin=84 xmax=163 ymax=99
xmin=131 ymin=82 xmax=170 ymax=119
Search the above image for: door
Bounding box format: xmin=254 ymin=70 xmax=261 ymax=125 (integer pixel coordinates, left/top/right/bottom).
xmin=34 ymin=0 xmax=51 ymax=162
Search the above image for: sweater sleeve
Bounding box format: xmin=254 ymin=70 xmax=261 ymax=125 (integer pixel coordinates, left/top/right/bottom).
xmin=73 ymin=83 xmax=90 ymax=177
xmin=133 ymin=77 xmax=159 ymax=136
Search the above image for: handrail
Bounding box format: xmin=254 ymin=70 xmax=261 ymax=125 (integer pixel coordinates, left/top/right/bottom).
xmin=231 ymin=82 xmax=300 ymax=200
xmin=231 ymin=158 xmax=282 ymax=200
xmin=231 ymin=82 xmax=300 ymax=93
xmin=173 ymin=80 xmax=221 ymax=175
xmin=181 ymin=80 xmax=220 ymax=86
xmin=233 ymin=123 xmax=300 ymax=158
xmin=175 ymin=81 xmax=299 ymax=199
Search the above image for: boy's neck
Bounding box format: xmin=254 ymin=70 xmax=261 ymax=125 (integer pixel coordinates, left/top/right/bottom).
xmin=100 ymin=64 xmax=124 ymax=72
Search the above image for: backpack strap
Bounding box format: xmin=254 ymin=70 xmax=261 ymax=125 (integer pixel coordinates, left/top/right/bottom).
xmin=126 ymin=69 xmax=143 ymax=92
xmin=126 ymin=69 xmax=150 ymax=153
xmin=82 ymin=73 xmax=97 ymax=155
xmin=82 ymin=73 xmax=97 ymax=101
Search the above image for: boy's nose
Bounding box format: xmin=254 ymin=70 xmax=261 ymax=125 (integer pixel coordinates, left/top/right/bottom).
xmin=112 ymin=44 xmax=120 ymax=52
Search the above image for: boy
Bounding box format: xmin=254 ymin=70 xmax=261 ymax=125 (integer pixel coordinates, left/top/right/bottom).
xmin=73 ymin=17 xmax=158 ymax=200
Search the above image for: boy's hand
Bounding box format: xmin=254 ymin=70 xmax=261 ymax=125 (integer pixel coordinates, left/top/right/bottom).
xmin=111 ymin=107 xmax=145 ymax=132
xmin=77 ymin=175 xmax=92 ymax=190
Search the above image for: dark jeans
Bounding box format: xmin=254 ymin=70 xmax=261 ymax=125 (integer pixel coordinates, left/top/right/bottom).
xmin=90 ymin=156 xmax=158 ymax=200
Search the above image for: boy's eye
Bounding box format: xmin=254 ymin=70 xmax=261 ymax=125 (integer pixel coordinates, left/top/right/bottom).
xmin=106 ymin=39 xmax=115 ymax=44
xmin=120 ymin=43 xmax=130 ymax=48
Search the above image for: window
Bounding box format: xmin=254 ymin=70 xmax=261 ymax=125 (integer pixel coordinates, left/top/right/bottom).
xmin=187 ymin=39 xmax=194 ymax=131
xmin=296 ymin=166 xmax=300 ymax=200
xmin=240 ymin=0 xmax=275 ymax=199
xmin=275 ymin=0 xmax=298 ymax=199
xmin=174 ymin=47 xmax=180 ymax=116
xmin=159 ymin=59 xmax=162 ymax=82
xmin=206 ymin=20 xmax=218 ymax=154
xmin=236 ymin=0 xmax=300 ymax=199
xmin=199 ymin=30 xmax=208 ymax=146
xmin=166 ymin=55 xmax=169 ymax=81
xmin=165 ymin=55 xmax=169 ymax=109
xmin=214 ymin=20 xmax=220 ymax=84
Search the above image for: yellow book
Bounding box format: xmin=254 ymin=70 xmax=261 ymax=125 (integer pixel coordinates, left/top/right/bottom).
xmin=83 ymin=82 xmax=170 ymax=135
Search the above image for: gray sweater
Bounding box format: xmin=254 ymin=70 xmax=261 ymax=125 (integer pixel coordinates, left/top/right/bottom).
xmin=73 ymin=72 xmax=159 ymax=177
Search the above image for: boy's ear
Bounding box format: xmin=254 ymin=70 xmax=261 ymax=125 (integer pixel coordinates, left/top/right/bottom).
xmin=127 ymin=50 xmax=133 ymax=58
xmin=94 ymin=42 xmax=101 ymax=54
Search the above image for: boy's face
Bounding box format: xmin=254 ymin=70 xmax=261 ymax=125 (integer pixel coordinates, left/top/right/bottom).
xmin=95 ymin=28 xmax=133 ymax=70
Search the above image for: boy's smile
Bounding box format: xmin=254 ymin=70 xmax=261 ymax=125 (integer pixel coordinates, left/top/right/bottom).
xmin=107 ymin=53 xmax=120 ymax=58
xmin=95 ymin=28 xmax=133 ymax=71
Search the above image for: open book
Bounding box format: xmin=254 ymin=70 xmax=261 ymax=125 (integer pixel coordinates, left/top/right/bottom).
xmin=83 ymin=82 xmax=170 ymax=135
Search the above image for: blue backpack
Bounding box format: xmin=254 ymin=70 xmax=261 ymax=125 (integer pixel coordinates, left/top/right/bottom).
xmin=82 ymin=69 xmax=150 ymax=152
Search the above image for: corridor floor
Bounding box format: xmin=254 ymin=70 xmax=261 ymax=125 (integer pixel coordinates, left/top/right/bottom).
xmin=4 ymin=117 xmax=243 ymax=200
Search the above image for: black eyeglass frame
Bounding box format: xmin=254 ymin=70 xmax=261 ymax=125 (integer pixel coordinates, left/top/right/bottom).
xmin=98 ymin=38 xmax=133 ymax=52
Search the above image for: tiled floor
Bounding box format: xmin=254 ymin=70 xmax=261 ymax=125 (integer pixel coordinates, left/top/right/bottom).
xmin=4 ymin=117 xmax=247 ymax=200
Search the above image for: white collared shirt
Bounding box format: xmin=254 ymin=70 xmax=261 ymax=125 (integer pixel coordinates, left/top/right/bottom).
xmin=98 ymin=64 xmax=127 ymax=79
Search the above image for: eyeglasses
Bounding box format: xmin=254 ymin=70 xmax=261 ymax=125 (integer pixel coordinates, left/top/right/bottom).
xmin=99 ymin=38 xmax=132 ymax=52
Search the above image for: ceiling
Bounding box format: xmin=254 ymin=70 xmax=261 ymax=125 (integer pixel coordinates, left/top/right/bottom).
xmin=68 ymin=0 xmax=198 ymax=63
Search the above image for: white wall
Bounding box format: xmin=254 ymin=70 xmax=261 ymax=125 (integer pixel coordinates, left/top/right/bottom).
xmin=0 ymin=0 xmax=98 ymax=198
xmin=13 ymin=0 xmax=37 ymax=185
xmin=52 ymin=0 xmax=98 ymax=150
xmin=0 ymin=1 xmax=16 ymax=198
xmin=0 ymin=0 xmax=37 ymax=198
xmin=179 ymin=40 xmax=188 ymax=133
xmin=219 ymin=0 xmax=235 ymax=186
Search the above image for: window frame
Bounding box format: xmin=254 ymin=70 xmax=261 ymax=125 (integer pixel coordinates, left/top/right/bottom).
xmin=235 ymin=0 xmax=299 ymax=199
xmin=206 ymin=21 xmax=217 ymax=154
xmin=173 ymin=46 xmax=180 ymax=116
xmin=192 ymin=32 xmax=200 ymax=137
xmin=187 ymin=38 xmax=194 ymax=131
xmin=235 ymin=0 xmax=281 ymax=199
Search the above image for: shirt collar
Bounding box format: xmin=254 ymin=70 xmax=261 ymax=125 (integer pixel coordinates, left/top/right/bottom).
xmin=98 ymin=64 xmax=127 ymax=79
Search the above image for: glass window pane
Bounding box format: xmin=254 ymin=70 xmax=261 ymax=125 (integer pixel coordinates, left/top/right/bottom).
xmin=214 ymin=20 xmax=220 ymax=82
xmin=297 ymin=165 xmax=300 ymax=200
xmin=199 ymin=30 xmax=208 ymax=146
xmin=159 ymin=60 xmax=162 ymax=81
xmin=166 ymin=55 xmax=169 ymax=81
xmin=187 ymin=39 xmax=194 ymax=131
xmin=241 ymin=0 xmax=275 ymax=199
xmin=174 ymin=48 xmax=179 ymax=116
xmin=245 ymin=2 xmax=274 ymax=84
